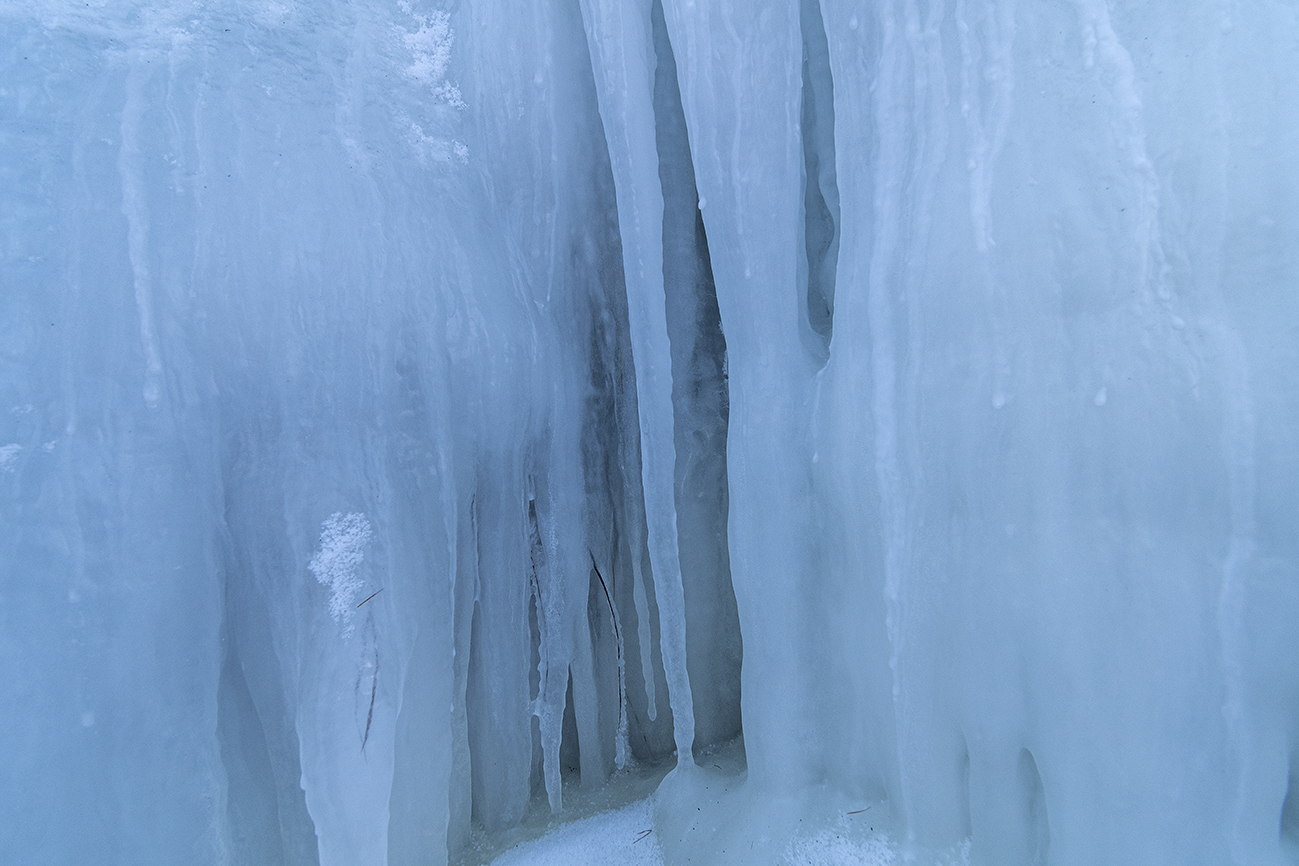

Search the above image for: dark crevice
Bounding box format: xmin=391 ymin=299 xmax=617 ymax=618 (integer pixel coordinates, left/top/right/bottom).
xmin=650 ymin=0 xmax=743 ymax=758
xmin=560 ymin=670 xmax=582 ymax=780
xmin=800 ymin=0 xmax=839 ymax=366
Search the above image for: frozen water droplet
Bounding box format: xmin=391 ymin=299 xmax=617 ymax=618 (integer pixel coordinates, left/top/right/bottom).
xmin=698 ymin=195 xmax=707 ymax=210
xmin=80 ymin=712 xmax=95 ymax=728
xmin=848 ymin=15 xmax=859 ymax=30
xmin=1094 ymin=387 xmax=1108 ymax=407
xmin=992 ymin=392 xmax=1007 ymax=409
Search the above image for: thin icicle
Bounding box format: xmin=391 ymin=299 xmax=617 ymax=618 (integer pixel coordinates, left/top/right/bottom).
xmin=627 ymin=503 xmax=658 ymax=722
xmin=527 ymin=489 xmax=566 ymax=814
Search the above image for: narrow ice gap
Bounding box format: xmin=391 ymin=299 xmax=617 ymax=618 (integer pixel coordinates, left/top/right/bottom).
xmin=799 ymin=0 xmax=839 ymax=366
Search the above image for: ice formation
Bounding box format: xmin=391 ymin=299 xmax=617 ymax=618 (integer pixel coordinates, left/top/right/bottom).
xmin=2 ymin=1 xmax=1298 ymax=865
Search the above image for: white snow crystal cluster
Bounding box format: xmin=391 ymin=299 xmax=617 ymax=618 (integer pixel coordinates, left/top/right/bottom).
xmin=389 ymin=2 xmax=467 ymax=166
xmin=396 ymin=4 xmax=463 ymax=108
xmin=308 ymin=512 xmax=373 ymax=633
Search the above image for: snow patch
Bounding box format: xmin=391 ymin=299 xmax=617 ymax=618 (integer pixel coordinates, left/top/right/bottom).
xmin=396 ymin=6 xmax=463 ymax=107
xmin=0 ymin=444 xmax=21 ymax=472
xmin=489 ymin=798 xmax=664 ymax=866
xmin=308 ymin=511 xmax=373 ymax=635
xmin=785 ymin=825 xmax=895 ymax=866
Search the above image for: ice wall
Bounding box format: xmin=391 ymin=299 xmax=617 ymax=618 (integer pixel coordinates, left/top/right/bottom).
xmin=2 ymin=1 xmax=1298 ymax=865
xmin=654 ymin=1 xmax=1299 ymax=865
xmin=1 ymin=1 xmax=684 ymax=863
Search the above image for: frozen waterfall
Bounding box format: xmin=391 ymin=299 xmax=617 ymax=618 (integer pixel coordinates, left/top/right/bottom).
xmin=2 ymin=1 xmax=1298 ymax=864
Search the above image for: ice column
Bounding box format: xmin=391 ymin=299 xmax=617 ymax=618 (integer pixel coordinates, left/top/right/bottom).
xmin=660 ymin=0 xmax=813 ymax=787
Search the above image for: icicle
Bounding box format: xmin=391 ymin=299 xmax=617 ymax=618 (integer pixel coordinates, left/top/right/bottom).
xmin=526 ymin=490 xmax=566 ymax=814
xmin=578 ymin=0 xmax=696 ymax=765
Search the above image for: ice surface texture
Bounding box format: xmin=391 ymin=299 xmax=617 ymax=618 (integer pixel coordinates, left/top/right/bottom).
xmin=1 ymin=1 xmax=1297 ymax=865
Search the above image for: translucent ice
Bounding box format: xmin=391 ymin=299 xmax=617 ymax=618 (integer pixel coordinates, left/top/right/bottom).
xmin=2 ymin=1 xmax=1298 ymax=865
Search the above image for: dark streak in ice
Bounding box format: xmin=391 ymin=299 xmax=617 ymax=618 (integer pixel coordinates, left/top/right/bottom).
xmin=362 ymin=647 xmax=378 ymax=755
xmin=590 ymin=550 xmax=624 ymax=724
xmin=589 ymin=550 xmax=621 ymax=648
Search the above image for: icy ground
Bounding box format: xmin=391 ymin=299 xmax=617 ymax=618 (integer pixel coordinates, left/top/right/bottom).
xmin=487 ymin=798 xmax=665 ymax=866
xmin=483 ymin=794 xmax=940 ymax=866
xmin=484 ymin=796 xmax=925 ymax=866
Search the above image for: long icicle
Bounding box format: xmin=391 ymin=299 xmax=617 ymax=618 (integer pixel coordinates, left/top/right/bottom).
xmin=577 ymin=0 xmax=696 ymax=764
